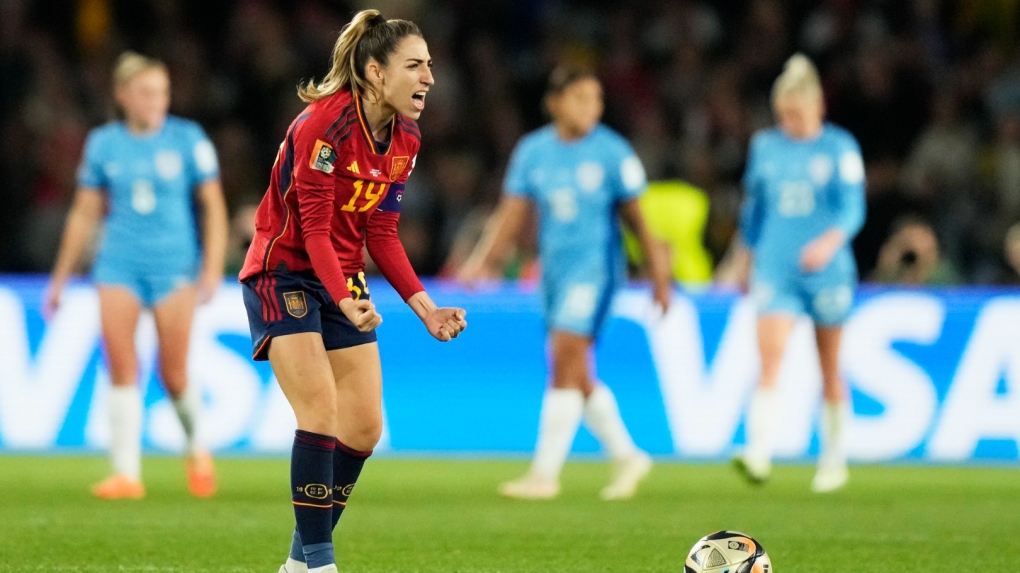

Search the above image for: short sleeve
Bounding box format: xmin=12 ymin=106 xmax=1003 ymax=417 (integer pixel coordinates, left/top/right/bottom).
xmin=186 ymin=124 xmax=219 ymax=185
xmin=77 ymin=131 xmax=107 ymax=189
xmin=837 ymin=136 xmax=865 ymax=186
xmin=614 ymin=147 xmax=647 ymax=201
xmin=503 ymin=139 xmax=533 ymax=198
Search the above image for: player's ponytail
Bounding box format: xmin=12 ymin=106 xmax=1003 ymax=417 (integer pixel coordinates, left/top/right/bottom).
xmin=771 ymin=53 xmax=822 ymax=105
xmin=298 ymin=9 xmax=422 ymax=103
xmin=112 ymin=51 xmax=167 ymax=88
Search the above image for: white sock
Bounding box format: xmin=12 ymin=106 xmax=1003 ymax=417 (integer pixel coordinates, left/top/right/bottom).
xmin=744 ymin=387 xmax=779 ymax=466
xmin=171 ymin=384 xmax=203 ymax=456
xmin=583 ymin=384 xmax=638 ymax=461
xmin=819 ymin=400 xmax=848 ymax=468
xmin=109 ymin=385 xmax=143 ymax=480
xmin=530 ymin=388 xmax=585 ymax=480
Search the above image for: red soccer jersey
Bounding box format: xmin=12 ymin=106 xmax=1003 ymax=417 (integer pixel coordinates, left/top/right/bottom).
xmin=240 ymin=88 xmax=425 ymax=303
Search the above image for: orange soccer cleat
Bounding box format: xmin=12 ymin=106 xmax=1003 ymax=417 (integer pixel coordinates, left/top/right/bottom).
xmin=92 ymin=475 xmax=145 ymax=500
xmin=186 ymin=451 xmax=217 ymax=498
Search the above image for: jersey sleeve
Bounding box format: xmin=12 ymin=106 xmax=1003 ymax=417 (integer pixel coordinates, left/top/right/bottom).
xmin=503 ymin=139 xmax=534 ymax=198
xmin=369 ymin=141 xmax=423 ymax=300
xmin=611 ymin=140 xmax=647 ymax=201
xmin=291 ymin=114 xmax=350 ymax=304
xmin=832 ymin=135 xmax=866 ymax=239
xmin=739 ymin=134 xmax=766 ymax=249
xmin=77 ymin=131 xmax=107 ymax=189
xmin=185 ymin=123 xmax=220 ymax=185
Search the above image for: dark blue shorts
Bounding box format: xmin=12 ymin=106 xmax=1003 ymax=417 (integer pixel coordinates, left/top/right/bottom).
xmin=241 ymin=270 xmax=376 ymax=361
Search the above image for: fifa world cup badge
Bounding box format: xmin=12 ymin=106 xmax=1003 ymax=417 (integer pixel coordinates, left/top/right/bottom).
xmin=310 ymin=140 xmax=337 ymax=174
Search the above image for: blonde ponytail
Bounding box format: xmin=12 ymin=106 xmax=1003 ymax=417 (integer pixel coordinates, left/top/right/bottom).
xmin=298 ymin=9 xmax=422 ymax=103
xmin=772 ymin=53 xmax=822 ymax=105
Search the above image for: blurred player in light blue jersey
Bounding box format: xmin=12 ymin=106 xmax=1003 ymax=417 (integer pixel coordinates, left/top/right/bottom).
xmin=460 ymin=66 xmax=672 ymax=500
xmin=46 ymin=52 xmax=228 ymax=500
xmin=732 ymin=54 xmax=865 ymax=493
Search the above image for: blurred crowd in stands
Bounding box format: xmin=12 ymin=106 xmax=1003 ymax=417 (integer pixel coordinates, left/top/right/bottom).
xmin=2 ymin=0 xmax=1020 ymax=286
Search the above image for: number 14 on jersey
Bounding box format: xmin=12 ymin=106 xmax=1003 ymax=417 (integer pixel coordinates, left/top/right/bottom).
xmin=342 ymin=180 xmax=387 ymax=213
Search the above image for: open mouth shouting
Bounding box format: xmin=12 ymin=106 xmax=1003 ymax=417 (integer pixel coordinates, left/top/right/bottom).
xmin=411 ymin=90 xmax=427 ymax=112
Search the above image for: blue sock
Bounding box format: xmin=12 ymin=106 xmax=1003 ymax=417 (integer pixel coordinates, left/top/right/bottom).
xmin=291 ymin=430 xmax=335 ymax=569
xmin=332 ymin=440 xmax=372 ymax=530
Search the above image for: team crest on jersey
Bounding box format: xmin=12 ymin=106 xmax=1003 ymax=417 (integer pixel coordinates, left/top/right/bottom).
xmin=310 ymin=140 xmax=337 ymax=174
xmin=389 ymin=156 xmax=409 ymax=181
xmin=283 ymin=291 xmax=308 ymax=318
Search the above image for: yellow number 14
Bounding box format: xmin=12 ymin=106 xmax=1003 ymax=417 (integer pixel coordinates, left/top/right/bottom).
xmin=341 ymin=180 xmax=386 ymax=212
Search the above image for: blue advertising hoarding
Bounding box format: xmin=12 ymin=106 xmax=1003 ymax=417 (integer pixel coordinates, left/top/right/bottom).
xmin=0 ymin=275 xmax=1018 ymax=462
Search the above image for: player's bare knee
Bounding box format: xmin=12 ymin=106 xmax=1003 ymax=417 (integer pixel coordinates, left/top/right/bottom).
xmin=345 ymin=424 xmax=382 ymax=452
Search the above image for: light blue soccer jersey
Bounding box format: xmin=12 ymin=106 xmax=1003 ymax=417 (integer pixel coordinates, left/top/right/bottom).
xmin=739 ymin=123 xmax=866 ymax=324
xmin=78 ymin=116 xmax=219 ymax=276
xmin=504 ymin=124 xmax=647 ymax=334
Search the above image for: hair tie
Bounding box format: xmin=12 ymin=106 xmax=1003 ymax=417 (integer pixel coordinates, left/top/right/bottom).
xmin=369 ymin=13 xmax=387 ymax=27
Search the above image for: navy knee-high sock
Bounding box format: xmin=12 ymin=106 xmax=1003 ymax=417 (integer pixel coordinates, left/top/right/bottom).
xmin=332 ymin=440 xmax=372 ymax=530
xmin=289 ymin=439 xmax=373 ymax=563
xmin=290 ymin=430 xmax=335 ymax=569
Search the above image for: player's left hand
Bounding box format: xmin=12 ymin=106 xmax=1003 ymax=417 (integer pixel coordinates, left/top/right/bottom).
xmin=800 ymin=230 xmax=845 ymax=273
xmin=425 ymin=307 xmax=468 ymax=342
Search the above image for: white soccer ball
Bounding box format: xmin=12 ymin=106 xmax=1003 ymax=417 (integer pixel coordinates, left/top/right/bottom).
xmin=684 ymin=530 xmax=772 ymax=573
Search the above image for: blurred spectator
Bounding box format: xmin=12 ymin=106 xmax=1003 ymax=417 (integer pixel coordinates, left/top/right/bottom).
xmin=623 ymin=180 xmax=713 ymax=286
xmin=870 ymin=216 xmax=962 ymax=286
xmin=0 ymin=0 xmax=1019 ymax=285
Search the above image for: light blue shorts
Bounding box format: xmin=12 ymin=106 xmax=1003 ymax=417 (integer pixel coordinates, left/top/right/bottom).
xmin=750 ymin=269 xmax=856 ymax=326
xmin=542 ymin=278 xmax=616 ymax=337
xmin=92 ymin=259 xmax=196 ymax=308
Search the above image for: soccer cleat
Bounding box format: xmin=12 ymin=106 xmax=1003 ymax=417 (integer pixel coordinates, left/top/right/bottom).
xmin=811 ymin=462 xmax=848 ymax=493
xmin=600 ymin=451 xmax=653 ymax=500
xmin=307 ymin=565 xmax=338 ymax=573
xmin=278 ymin=558 xmax=308 ymax=573
xmin=498 ymin=474 xmax=560 ymax=500
xmin=92 ymin=474 xmax=145 ymax=500
xmin=731 ymin=454 xmax=771 ymax=485
xmin=186 ymin=450 xmax=217 ymax=498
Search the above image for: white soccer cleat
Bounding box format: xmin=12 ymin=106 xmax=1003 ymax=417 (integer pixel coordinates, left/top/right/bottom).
xmin=307 ymin=566 xmax=337 ymax=573
xmin=278 ymin=557 xmax=308 ymax=573
xmin=732 ymin=454 xmax=771 ymax=485
xmin=811 ymin=462 xmax=848 ymax=493
xmin=498 ymin=474 xmax=560 ymax=500
xmin=600 ymin=451 xmax=653 ymax=501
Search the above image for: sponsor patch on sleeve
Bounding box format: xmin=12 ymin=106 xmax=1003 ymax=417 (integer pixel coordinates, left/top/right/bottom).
xmin=310 ymin=140 xmax=337 ymax=174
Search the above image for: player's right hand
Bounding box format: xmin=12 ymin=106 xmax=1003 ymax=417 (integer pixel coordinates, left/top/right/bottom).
xmin=338 ymin=298 xmax=383 ymax=332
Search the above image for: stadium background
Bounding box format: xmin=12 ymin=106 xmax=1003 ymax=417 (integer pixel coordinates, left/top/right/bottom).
xmin=0 ymin=0 xmax=1019 ymax=463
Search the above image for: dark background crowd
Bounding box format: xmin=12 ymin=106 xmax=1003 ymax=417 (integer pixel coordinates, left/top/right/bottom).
xmin=2 ymin=0 xmax=1019 ymax=285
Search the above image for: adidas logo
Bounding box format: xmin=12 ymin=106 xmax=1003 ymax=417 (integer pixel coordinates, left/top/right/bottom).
xmin=347 ymin=161 xmax=360 ymax=174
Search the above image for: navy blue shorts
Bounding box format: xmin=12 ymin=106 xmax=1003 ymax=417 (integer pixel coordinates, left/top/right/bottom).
xmin=241 ymin=270 xmax=376 ymax=361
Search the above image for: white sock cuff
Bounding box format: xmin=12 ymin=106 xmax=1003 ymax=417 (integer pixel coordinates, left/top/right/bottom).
xmin=584 ymin=384 xmax=615 ymax=410
xmin=109 ymin=385 xmax=141 ymax=404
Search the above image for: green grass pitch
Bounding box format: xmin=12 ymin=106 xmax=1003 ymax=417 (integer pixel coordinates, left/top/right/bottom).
xmin=1 ymin=456 xmax=1017 ymax=572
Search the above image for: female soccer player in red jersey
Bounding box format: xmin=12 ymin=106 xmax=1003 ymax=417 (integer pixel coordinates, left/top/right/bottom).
xmin=237 ymin=10 xmax=466 ymax=573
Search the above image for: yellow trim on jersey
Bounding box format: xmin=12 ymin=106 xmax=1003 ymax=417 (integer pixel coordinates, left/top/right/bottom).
xmin=354 ymin=93 xmax=394 ymax=156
